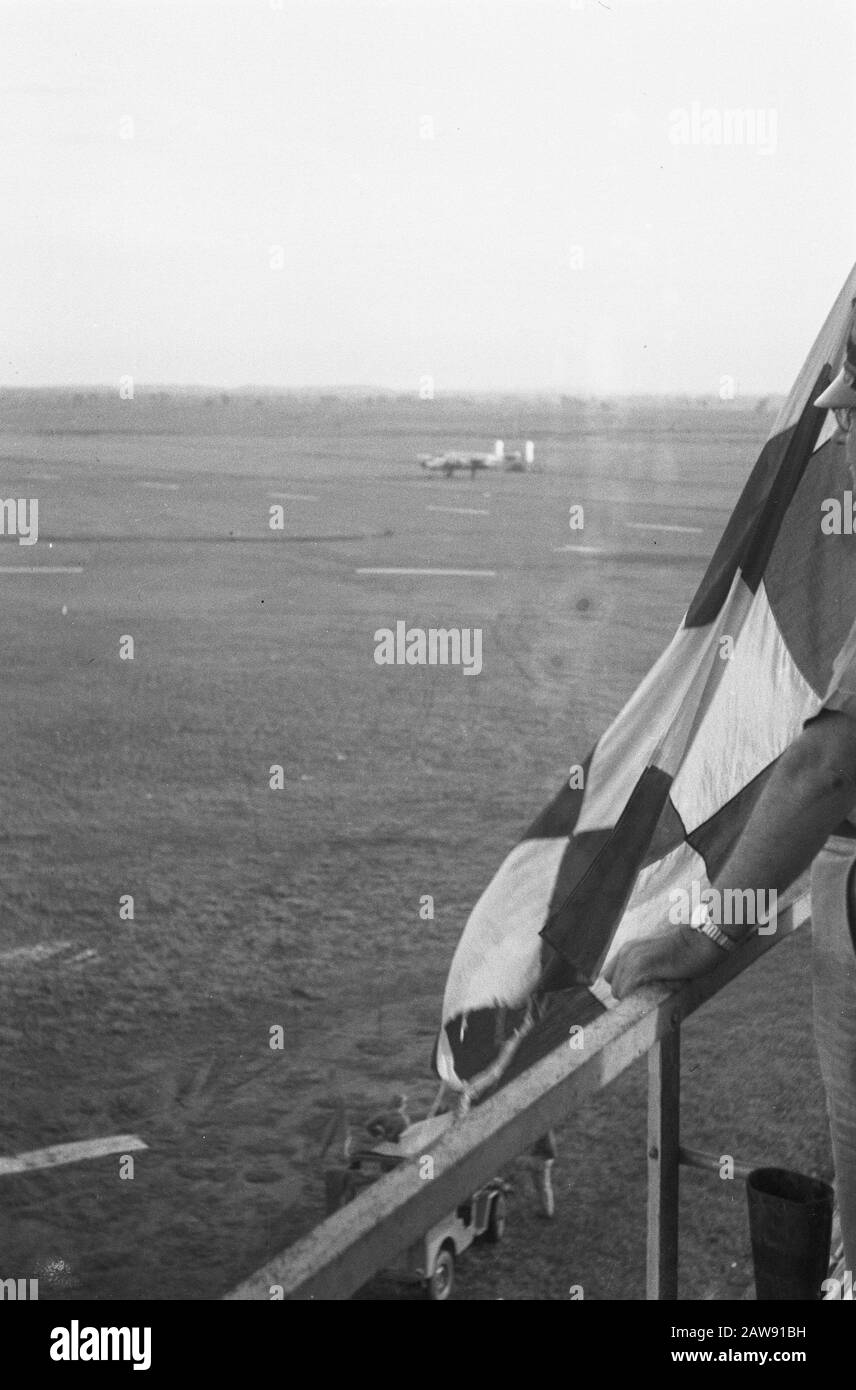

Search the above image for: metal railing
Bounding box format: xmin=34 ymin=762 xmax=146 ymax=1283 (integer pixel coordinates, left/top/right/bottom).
xmin=225 ymin=887 xmax=811 ymax=1301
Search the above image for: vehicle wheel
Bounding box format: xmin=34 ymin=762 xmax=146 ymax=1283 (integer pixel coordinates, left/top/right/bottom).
xmin=427 ymin=1247 xmax=455 ymax=1301
xmin=486 ymin=1192 xmax=507 ymax=1244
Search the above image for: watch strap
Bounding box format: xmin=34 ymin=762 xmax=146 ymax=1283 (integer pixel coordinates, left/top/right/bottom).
xmin=688 ymin=900 xmax=737 ymax=953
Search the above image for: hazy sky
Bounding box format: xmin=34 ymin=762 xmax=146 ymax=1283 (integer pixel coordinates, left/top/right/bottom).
xmin=2 ymin=0 xmax=855 ymax=392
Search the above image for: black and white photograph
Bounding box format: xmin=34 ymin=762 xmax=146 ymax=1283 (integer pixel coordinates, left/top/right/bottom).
xmin=2 ymin=0 xmax=856 ymax=1357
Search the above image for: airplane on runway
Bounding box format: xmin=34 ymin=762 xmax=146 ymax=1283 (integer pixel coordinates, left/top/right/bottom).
xmin=418 ymin=439 xmax=534 ymax=478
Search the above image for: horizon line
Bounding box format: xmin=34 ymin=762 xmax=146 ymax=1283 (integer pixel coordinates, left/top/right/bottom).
xmin=0 ymin=383 xmax=787 ymax=401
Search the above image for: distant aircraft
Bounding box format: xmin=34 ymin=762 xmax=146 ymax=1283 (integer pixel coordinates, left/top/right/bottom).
xmin=418 ymin=439 xmax=535 ymax=478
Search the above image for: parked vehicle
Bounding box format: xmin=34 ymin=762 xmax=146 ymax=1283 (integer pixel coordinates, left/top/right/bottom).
xmin=324 ymin=1113 xmax=508 ymax=1300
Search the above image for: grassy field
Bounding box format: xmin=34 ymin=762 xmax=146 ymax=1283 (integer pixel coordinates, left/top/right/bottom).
xmin=0 ymin=391 xmax=832 ymax=1300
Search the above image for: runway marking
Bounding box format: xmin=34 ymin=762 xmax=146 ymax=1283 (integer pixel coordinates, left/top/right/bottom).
xmin=552 ymin=545 xmax=604 ymax=555
xmin=27 ymin=534 xmax=380 ymax=545
xmin=426 ymin=506 xmax=490 ymax=516
xmin=0 ymin=941 xmax=97 ymax=972
xmin=269 ymin=493 xmax=318 ymax=502
xmin=0 ymin=566 xmax=83 ymax=574
xmin=0 ymin=1134 xmax=148 ymax=1177
xmin=0 ymin=942 xmax=73 ymax=966
xmin=66 ymin=948 xmax=99 ymax=968
xmin=137 ymin=481 xmax=179 ymax=490
xmin=624 ymin=522 xmax=703 ymax=535
xmin=356 ymin=567 xmax=497 ymax=578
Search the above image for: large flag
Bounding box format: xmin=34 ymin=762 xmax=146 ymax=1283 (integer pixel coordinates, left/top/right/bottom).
xmin=434 ymin=265 xmax=856 ymax=1096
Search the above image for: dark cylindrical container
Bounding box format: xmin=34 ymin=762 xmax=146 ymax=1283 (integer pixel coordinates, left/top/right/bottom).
xmin=746 ymin=1168 xmax=834 ymax=1301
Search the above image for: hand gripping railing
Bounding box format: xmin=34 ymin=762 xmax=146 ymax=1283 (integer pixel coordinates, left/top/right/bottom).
xmin=225 ymin=886 xmax=811 ymax=1301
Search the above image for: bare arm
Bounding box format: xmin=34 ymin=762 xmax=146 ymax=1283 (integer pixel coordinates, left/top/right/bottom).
xmin=604 ymin=709 xmax=856 ymax=997
xmin=713 ymin=709 xmax=856 ymax=938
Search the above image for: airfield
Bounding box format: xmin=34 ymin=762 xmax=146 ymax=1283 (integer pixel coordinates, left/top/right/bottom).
xmin=0 ymin=391 xmax=834 ymax=1300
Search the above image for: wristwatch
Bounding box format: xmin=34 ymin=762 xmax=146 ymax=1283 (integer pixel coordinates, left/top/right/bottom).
xmin=687 ymin=900 xmax=736 ymax=953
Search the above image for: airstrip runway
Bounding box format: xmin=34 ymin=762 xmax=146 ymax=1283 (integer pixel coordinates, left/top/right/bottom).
xmin=0 ymin=394 xmax=833 ymax=1299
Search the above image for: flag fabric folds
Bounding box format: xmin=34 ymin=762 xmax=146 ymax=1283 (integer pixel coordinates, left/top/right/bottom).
xmin=434 ymin=265 xmax=856 ymax=1095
